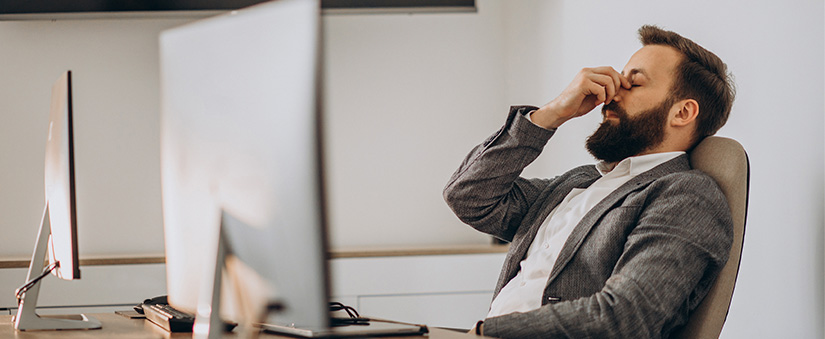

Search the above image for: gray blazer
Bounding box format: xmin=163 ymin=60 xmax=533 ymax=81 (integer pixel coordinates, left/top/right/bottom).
xmin=443 ymin=106 xmax=733 ymax=338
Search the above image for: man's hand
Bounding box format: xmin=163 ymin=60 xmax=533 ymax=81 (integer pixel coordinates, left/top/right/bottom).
xmin=531 ymin=67 xmax=631 ymax=129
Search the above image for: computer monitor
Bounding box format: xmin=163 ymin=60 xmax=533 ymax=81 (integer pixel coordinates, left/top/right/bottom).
xmin=159 ymin=0 xmax=329 ymax=334
xmin=13 ymin=71 xmax=102 ymax=331
xmin=43 ymin=70 xmax=80 ymax=280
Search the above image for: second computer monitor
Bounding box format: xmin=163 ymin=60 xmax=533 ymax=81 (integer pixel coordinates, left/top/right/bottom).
xmin=159 ymin=0 xmax=328 ymax=331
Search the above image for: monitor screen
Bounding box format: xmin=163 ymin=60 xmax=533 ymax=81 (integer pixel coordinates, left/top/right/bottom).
xmin=43 ymin=70 xmax=80 ymax=280
xmin=14 ymin=70 xmax=102 ymax=331
xmin=159 ymin=0 xmax=328 ymax=330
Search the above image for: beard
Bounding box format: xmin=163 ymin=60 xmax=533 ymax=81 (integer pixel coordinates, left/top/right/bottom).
xmin=585 ymin=97 xmax=674 ymax=163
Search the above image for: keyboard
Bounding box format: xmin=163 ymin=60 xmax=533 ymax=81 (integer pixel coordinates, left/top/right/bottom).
xmin=143 ymin=303 xmax=239 ymax=333
xmin=143 ymin=303 xmax=196 ymax=332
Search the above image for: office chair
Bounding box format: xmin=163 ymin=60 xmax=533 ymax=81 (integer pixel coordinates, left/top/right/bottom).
xmin=672 ymin=136 xmax=750 ymax=339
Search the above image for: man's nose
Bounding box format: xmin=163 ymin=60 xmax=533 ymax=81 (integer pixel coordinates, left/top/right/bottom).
xmin=612 ymin=87 xmax=628 ymax=103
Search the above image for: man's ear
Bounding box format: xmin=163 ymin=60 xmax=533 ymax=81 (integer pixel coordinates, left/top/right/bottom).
xmin=670 ymin=99 xmax=699 ymax=127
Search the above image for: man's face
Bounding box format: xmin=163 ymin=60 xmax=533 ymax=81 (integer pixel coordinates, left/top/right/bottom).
xmin=586 ymin=98 xmax=673 ymax=163
xmin=586 ymin=45 xmax=683 ymax=163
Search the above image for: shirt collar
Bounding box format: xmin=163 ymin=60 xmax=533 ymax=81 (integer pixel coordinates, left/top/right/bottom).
xmin=595 ymin=151 xmax=685 ymax=177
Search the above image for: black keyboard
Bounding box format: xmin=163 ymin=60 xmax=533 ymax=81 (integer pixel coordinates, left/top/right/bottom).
xmin=143 ymin=303 xmax=239 ymax=333
xmin=143 ymin=303 xmax=196 ymax=332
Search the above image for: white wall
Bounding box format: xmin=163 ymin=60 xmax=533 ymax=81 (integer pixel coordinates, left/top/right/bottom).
xmin=0 ymin=18 xmax=193 ymax=258
xmin=322 ymin=2 xmax=505 ymax=248
xmin=499 ymin=1 xmax=825 ymax=338
xmin=0 ymin=0 xmax=822 ymax=337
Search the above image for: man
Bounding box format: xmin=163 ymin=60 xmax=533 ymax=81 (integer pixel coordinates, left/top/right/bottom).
xmin=443 ymin=25 xmax=736 ymax=338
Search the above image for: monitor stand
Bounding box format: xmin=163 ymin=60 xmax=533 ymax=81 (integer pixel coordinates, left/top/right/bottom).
xmin=193 ymin=211 xmax=281 ymax=339
xmin=13 ymin=203 xmax=102 ymax=331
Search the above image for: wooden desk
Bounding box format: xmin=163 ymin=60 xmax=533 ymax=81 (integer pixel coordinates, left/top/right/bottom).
xmin=0 ymin=313 xmax=492 ymax=339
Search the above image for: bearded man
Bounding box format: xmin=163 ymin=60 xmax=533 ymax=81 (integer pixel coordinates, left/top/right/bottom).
xmin=443 ymin=25 xmax=736 ymax=338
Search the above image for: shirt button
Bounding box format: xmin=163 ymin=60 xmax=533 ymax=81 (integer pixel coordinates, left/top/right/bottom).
xmin=542 ymin=243 xmax=550 ymax=250
xmin=520 ymin=281 xmax=526 ymax=287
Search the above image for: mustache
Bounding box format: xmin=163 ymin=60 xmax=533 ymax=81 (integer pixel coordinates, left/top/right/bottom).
xmin=601 ymin=102 xmax=628 ymax=119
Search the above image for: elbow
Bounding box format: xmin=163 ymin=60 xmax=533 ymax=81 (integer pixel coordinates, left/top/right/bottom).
xmin=443 ymin=184 xmax=488 ymax=227
xmin=442 ymin=182 xmax=468 ymax=216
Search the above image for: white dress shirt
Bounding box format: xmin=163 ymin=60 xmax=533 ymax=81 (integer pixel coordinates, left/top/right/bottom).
xmin=486 ymin=151 xmax=684 ymax=318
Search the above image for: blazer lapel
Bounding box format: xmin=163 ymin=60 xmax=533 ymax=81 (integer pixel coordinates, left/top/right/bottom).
xmin=545 ymin=155 xmax=691 ymax=285
xmin=500 ymin=168 xmax=601 ymax=289
xmin=519 ymin=173 xmax=599 ymax=253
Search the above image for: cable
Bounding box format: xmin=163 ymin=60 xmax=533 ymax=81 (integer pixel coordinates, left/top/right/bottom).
xmin=329 ymin=302 xmax=369 ymax=326
xmin=329 ymin=301 xmax=360 ymax=318
xmin=14 ymin=262 xmax=59 ymax=305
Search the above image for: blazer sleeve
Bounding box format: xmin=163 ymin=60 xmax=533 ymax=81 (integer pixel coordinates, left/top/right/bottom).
xmin=443 ymin=106 xmax=556 ymax=241
xmin=482 ymin=171 xmax=734 ymax=339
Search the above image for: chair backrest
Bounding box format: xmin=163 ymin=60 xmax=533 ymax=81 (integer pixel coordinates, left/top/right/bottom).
xmin=672 ymin=136 xmax=750 ymax=339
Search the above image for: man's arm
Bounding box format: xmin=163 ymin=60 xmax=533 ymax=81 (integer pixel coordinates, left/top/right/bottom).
xmin=482 ymin=172 xmax=734 ymax=339
xmin=443 ymin=106 xmax=555 ymax=241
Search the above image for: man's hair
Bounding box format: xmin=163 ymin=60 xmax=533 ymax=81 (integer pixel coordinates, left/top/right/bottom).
xmin=638 ymin=25 xmax=735 ymax=144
